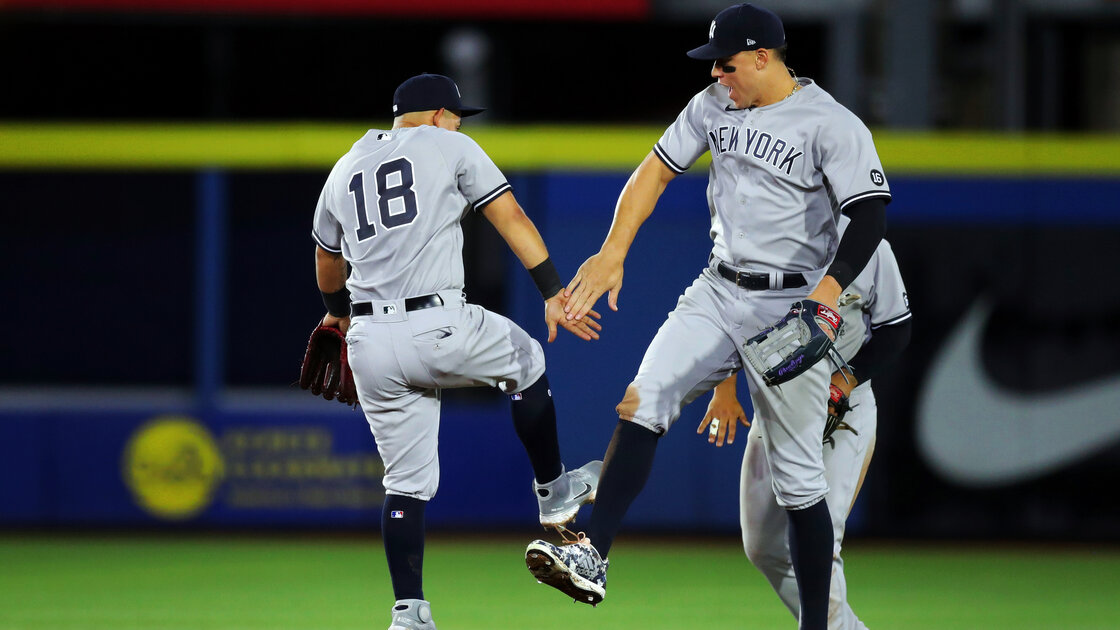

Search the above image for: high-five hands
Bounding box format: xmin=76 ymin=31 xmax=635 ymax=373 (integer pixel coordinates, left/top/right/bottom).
xmin=563 ymin=251 xmax=624 ymax=322
xmin=545 ymin=291 xmax=602 ymax=343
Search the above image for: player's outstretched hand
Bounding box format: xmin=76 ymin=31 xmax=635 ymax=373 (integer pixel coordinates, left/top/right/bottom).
xmin=545 ymin=292 xmax=602 ymax=343
xmin=564 ymin=251 xmax=624 ymax=321
xmin=697 ymin=391 xmax=749 ymax=447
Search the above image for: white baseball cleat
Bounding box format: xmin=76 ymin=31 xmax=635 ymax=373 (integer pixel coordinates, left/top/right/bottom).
xmin=535 ymin=460 xmax=602 ymax=528
xmin=387 ymin=599 xmax=436 ymax=630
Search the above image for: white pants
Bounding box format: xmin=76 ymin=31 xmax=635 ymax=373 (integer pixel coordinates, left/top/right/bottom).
xmin=741 ymin=383 xmax=877 ymax=630
xmin=346 ymin=289 xmax=546 ymax=501
xmin=619 ymin=265 xmax=832 ymax=508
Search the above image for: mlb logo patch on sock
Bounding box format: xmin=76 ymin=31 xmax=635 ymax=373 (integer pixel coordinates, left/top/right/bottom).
xmin=511 ymin=393 xmax=523 ymax=401
xmin=390 ymin=510 xmax=405 ymax=519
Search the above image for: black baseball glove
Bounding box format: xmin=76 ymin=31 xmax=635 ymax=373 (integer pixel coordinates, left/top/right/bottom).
xmin=823 ymin=383 xmax=858 ymax=446
xmin=743 ymin=299 xmax=843 ymax=387
xmin=299 ymin=324 xmax=358 ymax=407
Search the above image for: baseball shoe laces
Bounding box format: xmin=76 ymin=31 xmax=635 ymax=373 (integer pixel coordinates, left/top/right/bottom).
xmin=525 ymin=534 xmax=608 ymax=606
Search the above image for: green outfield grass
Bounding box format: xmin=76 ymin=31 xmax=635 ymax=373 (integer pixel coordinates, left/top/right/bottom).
xmin=1 ymin=534 xmax=1118 ymax=630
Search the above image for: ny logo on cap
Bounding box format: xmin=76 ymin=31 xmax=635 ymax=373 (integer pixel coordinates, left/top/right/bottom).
xmin=709 ymin=20 xmax=716 ymax=39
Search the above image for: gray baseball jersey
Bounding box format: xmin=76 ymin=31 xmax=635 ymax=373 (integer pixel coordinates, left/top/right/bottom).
xmin=741 ymin=234 xmax=909 ymax=630
xmin=312 ymin=126 xmax=546 ymax=501
xmin=622 ymin=78 xmax=893 ymax=510
xmin=654 ymin=79 xmax=891 ymax=273
xmin=312 ymin=125 xmax=512 ymax=302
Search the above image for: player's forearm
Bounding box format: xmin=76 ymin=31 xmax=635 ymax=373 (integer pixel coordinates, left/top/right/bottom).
xmin=826 ymin=198 xmax=887 ymax=290
xmin=712 ymin=371 xmax=739 ymax=400
xmin=498 ymin=213 xmax=550 ymax=270
xmin=807 ymin=275 xmax=843 ymax=308
xmin=831 ymin=368 xmax=858 ymax=396
xmin=600 ymin=151 xmax=675 ymax=260
xmin=717 ymin=371 xmax=738 ymax=392
xmin=482 ymin=192 xmax=550 ymax=269
xmin=315 ymin=246 xmax=347 ymax=292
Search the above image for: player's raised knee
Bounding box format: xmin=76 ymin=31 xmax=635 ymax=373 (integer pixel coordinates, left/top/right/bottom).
xmin=615 ymin=384 xmax=642 ymax=419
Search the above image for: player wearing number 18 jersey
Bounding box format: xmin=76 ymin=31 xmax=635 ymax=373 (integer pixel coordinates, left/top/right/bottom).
xmin=311 ymin=74 xmax=602 ymax=630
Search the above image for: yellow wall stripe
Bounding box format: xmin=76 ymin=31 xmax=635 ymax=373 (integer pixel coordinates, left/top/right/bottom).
xmin=1 ymin=123 xmax=1118 ymax=174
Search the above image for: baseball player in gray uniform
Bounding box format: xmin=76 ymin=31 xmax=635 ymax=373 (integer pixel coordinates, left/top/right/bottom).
xmin=524 ymin=6 xmax=891 ymax=628
xmin=312 ymin=74 xmax=603 ymax=630
xmin=700 ymin=218 xmax=912 ymax=630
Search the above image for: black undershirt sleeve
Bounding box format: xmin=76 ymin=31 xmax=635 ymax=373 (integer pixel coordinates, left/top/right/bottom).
xmin=846 ymin=318 xmax=912 ymax=383
xmin=826 ymin=198 xmax=888 ymax=289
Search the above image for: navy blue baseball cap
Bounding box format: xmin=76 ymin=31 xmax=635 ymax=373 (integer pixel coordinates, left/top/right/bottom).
xmin=392 ymin=73 xmax=485 ymax=117
xmin=687 ymin=3 xmax=786 ymax=60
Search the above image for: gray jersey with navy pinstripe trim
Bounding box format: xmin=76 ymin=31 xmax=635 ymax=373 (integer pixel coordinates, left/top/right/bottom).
xmin=312 ymin=125 xmax=510 ymax=302
xmin=654 ymin=78 xmax=891 ymax=274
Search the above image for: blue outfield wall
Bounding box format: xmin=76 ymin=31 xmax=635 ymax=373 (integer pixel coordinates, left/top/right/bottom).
xmin=0 ymin=404 xmax=543 ymax=529
xmin=1 ymin=172 xmax=1117 ymax=531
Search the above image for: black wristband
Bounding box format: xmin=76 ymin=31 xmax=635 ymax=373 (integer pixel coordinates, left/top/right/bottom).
xmin=528 ymin=257 xmax=564 ymax=300
xmin=321 ymin=287 xmax=351 ymax=318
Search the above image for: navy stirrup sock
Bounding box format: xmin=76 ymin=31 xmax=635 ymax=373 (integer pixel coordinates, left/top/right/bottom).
xmin=787 ymin=499 xmax=833 ymax=630
xmin=509 ymin=374 xmax=564 ymax=484
xmin=382 ymin=494 xmax=427 ymax=601
xmin=585 ymin=420 xmax=660 ymax=558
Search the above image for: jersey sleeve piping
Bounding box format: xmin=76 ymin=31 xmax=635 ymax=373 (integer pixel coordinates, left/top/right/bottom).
xmin=839 ymin=190 xmax=892 ymax=211
xmin=870 ymin=310 xmax=912 ymax=330
xmin=653 ymin=142 xmax=688 ymax=174
xmin=312 ymin=230 xmax=342 ymax=253
xmin=472 ymin=182 xmax=513 ymax=212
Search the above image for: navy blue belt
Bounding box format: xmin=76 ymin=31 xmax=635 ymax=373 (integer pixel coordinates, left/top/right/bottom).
xmin=351 ymin=294 xmax=444 ymax=316
xmin=716 ymin=263 xmax=807 ymax=290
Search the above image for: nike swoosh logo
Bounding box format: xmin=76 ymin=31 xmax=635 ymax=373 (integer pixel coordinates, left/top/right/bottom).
xmin=572 ymin=483 xmax=593 ymax=501
xmin=916 ymin=299 xmax=1120 ymax=487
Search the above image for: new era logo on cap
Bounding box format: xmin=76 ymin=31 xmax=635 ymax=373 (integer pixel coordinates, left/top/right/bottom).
xmin=687 ymin=3 xmax=786 ymax=60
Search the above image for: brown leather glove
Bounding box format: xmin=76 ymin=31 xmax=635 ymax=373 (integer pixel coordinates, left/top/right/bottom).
xmin=298 ymin=324 xmax=358 ymax=407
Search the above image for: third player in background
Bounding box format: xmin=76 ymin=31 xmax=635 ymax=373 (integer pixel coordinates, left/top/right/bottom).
xmin=699 ymin=215 xmax=912 ymax=630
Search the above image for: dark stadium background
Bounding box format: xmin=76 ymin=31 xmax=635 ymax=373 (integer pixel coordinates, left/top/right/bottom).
xmin=1 ymin=3 xmax=1119 ymax=628
xmin=0 ymin=2 xmax=1115 ymax=623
